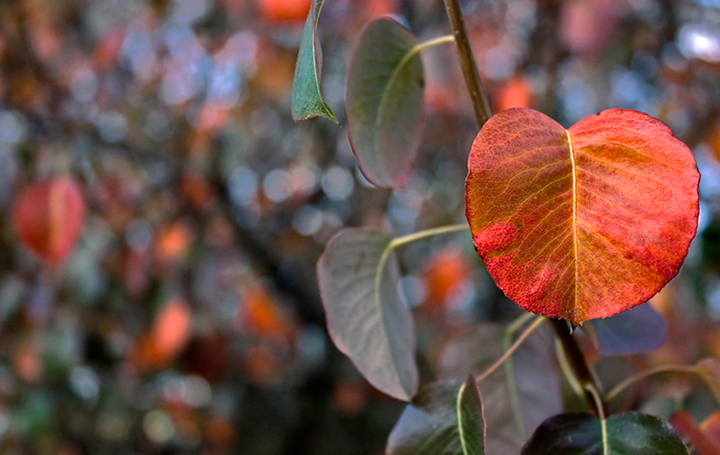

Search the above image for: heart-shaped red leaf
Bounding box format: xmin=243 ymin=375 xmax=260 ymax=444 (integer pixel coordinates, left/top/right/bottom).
xmin=12 ymin=178 xmax=86 ymax=265
xmin=465 ymin=108 xmax=699 ymax=326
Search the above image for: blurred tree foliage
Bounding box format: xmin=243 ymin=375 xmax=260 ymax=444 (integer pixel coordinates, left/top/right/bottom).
xmin=0 ymin=0 xmax=719 ymax=454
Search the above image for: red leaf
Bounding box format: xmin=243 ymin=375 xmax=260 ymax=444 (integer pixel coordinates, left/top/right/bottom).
xmin=670 ymin=411 xmax=720 ymax=455
xmin=257 ymin=0 xmax=311 ymax=24
xmin=559 ymin=0 xmax=621 ymax=55
xmin=701 ymin=410 xmax=720 ymax=446
xmin=12 ymin=178 xmax=86 ymax=265
xmin=465 ymin=108 xmax=699 ymax=325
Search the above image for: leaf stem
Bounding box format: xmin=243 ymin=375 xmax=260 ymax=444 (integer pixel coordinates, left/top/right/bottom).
xmin=586 ymin=385 xmax=608 ymax=455
xmin=374 ymin=223 xmax=470 ymax=319
xmin=477 ymin=315 xmax=546 ymax=383
xmin=381 ymin=34 xmax=456 ymax=132
xmin=394 ymin=35 xmax=455 ymax=79
xmin=551 ymin=319 xmax=606 ymax=417
xmin=506 ymin=311 xmax=536 ymax=336
xmin=555 ymin=336 xmax=584 ymax=398
xmin=388 ymin=223 xmax=469 ymax=249
xmin=606 ymin=365 xmax=698 ymax=402
xmin=442 ymin=0 xmax=492 ymax=127
xmin=414 ymin=34 xmax=455 ymax=53
xmin=503 ymin=311 xmax=538 ymax=439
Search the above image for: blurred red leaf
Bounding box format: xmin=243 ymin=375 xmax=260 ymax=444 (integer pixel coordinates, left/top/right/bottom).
xmin=13 ymin=339 xmax=42 ymax=383
xmin=332 ymin=381 xmax=368 ymax=417
xmin=240 ymin=284 xmax=294 ymax=340
xmin=242 ymin=345 xmax=284 ymax=385
xmin=465 ymin=108 xmax=699 ymax=325
xmin=362 ymin=0 xmax=398 ymax=19
xmin=257 ymin=0 xmax=311 ymax=24
xmin=701 ymin=410 xmax=720 ymax=447
xmin=12 ymin=178 xmax=86 ymax=265
xmin=205 ymin=416 xmax=237 ymax=448
xmin=92 ymin=28 xmax=125 ymax=71
xmin=181 ymin=173 xmax=217 ymax=211
xmin=560 ymin=0 xmax=621 ymax=55
xmin=494 ymin=75 xmax=533 ymax=112
xmin=670 ymin=411 xmax=720 ymax=455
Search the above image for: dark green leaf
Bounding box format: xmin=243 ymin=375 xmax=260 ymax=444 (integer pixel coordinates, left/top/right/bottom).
xmin=386 ymin=377 xmax=486 ymax=455
xmin=521 ymin=412 xmax=689 ymax=455
xmin=589 ymin=303 xmax=667 ymax=356
xmin=317 ymin=229 xmax=418 ymax=400
xmin=346 ymin=18 xmax=425 ymax=188
xmin=291 ymin=0 xmax=338 ymax=123
xmin=439 ymin=324 xmax=561 ymax=454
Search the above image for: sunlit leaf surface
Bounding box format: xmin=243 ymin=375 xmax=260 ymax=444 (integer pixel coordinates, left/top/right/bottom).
xmin=465 ymin=108 xmax=699 ymax=325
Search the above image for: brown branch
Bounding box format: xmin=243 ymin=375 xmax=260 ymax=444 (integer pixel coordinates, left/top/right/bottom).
xmin=442 ymin=0 xmax=491 ymax=128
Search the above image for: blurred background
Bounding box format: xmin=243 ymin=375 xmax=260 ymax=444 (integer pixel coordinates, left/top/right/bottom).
xmin=0 ymin=0 xmax=720 ymax=453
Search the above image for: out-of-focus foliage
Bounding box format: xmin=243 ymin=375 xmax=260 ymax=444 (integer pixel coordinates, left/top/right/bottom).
xmin=0 ymin=0 xmax=720 ymax=454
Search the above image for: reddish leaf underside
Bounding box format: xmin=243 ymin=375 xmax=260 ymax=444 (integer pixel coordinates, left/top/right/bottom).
xmin=465 ymin=108 xmax=699 ymax=325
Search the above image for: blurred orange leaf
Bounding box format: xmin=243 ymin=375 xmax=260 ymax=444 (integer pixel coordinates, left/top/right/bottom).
xmin=130 ymin=298 xmax=192 ymax=370
xmin=241 ymin=284 xmax=294 ymax=340
xmin=494 ymin=75 xmax=533 ymax=111
xmin=423 ymin=248 xmax=471 ymax=309
xmin=154 ymin=221 xmax=194 ymax=265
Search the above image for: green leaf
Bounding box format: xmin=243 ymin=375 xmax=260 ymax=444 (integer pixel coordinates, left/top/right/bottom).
xmin=291 ymin=0 xmax=338 ymax=123
xmin=521 ymin=412 xmax=689 ymax=455
xmin=346 ymin=18 xmax=425 ymax=188
xmin=439 ymin=323 xmax=562 ymax=454
xmin=386 ymin=377 xmax=486 ymax=455
xmin=316 ymin=228 xmax=418 ymax=401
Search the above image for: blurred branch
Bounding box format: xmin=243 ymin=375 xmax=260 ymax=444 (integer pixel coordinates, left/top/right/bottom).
xmin=524 ymin=0 xmax=564 ymax=118
xmin=212 ymin=178 xmax=326 ymax=327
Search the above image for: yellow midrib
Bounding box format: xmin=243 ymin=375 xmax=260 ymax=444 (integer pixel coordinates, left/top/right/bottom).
xmin=566 ymin=129 xmax=579 ymax=320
